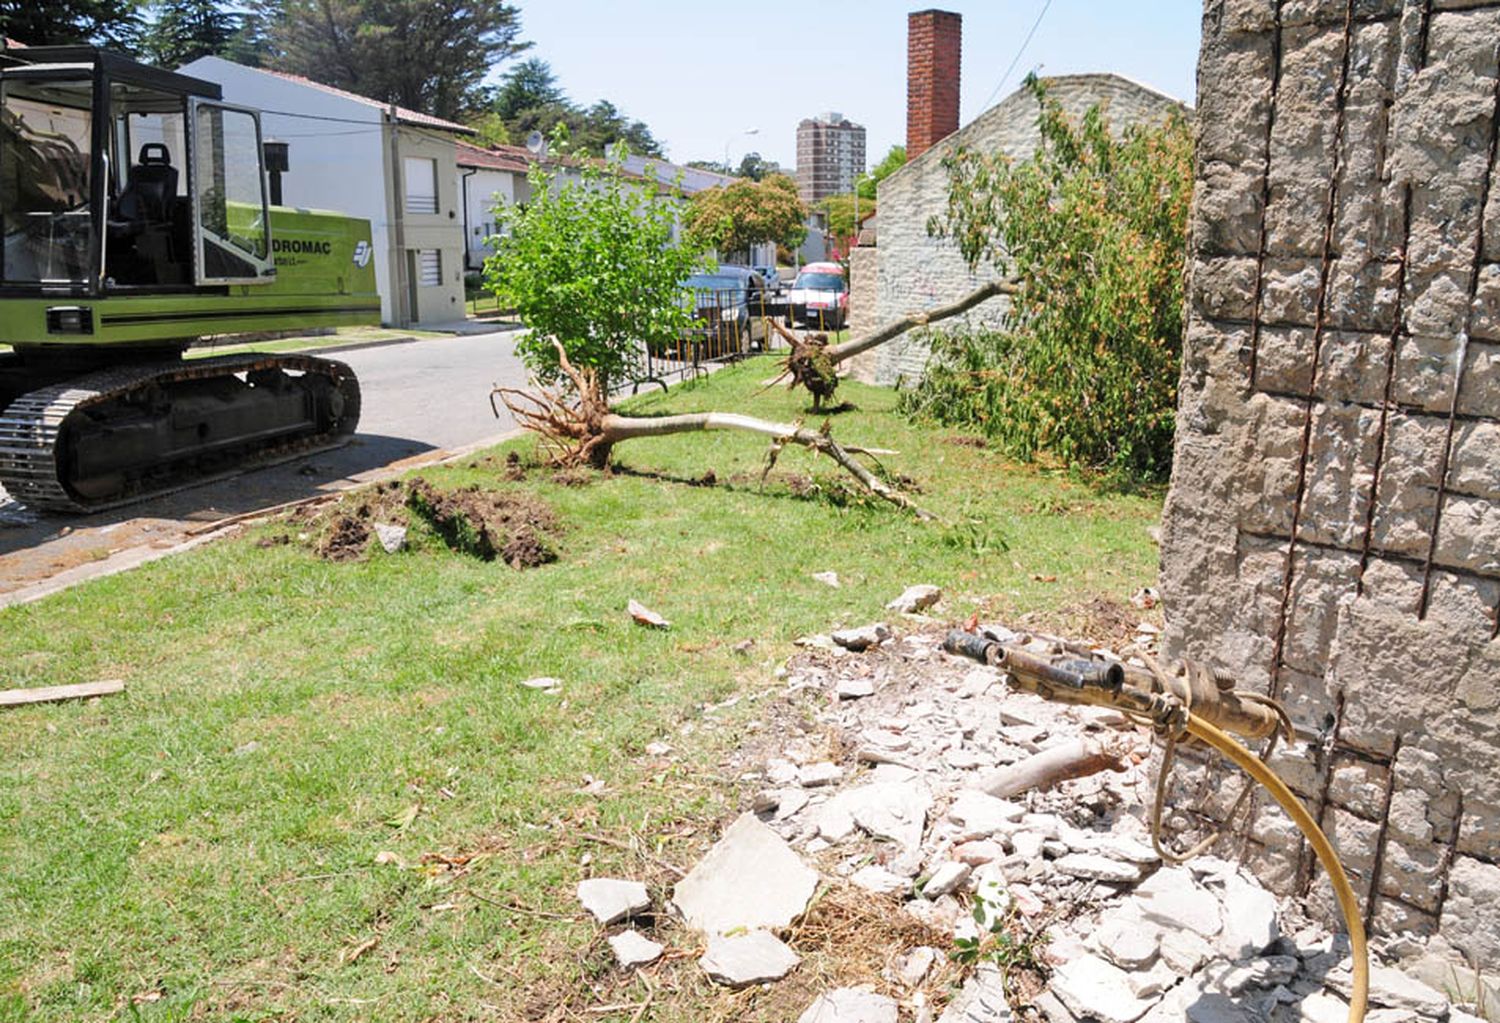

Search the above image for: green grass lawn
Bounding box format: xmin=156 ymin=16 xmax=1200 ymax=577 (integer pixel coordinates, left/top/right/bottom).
xmin=0 ymin=359 xmax=1162 ymax=1022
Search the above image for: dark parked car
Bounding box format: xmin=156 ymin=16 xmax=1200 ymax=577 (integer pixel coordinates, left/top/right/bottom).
xmin=651 ymin=266 xmax=771 ymax=361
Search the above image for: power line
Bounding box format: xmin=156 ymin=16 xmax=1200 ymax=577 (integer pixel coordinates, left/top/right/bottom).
xmin=978 ymin=0 xmax=1055 ymax=114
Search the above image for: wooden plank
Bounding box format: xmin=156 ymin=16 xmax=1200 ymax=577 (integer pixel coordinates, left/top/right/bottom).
xmin=0 ymin=679 xmax=125 ymax=708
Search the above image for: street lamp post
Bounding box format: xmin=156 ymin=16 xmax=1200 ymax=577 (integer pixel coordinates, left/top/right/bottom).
xmin=723 ymin=126 xmax=760 ymax=177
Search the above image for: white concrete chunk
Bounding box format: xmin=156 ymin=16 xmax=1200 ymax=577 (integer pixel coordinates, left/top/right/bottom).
xmin=845 ymin=780 xmax=933 ymax=850
xmin=700 ymin=929 xmax=799 ymax=987
xmin=886 ymin=584 xmax=942 ymax=614
xmin=1051 ymin=953 xmax=1160 ymax=1023
xmin=1054 ymin=852 xmax=1145 ymax=884
xmin=1216 ymin=873 xmax=1279 ymax=959
xmin=576 ymin=878 xmax=650 ymax=926
xmin=798 ymin=987 xmax=900 ymax=1023
xmin=937 ymin=963 xmax=1013 ymax=1022
xmin=672 ymin=813 xmax=818 ymax=934
xmin=947 ymin=789 xmax=1025 ymax=838
xmin=607 ymin=929 xmax=663 ymax=969
xmin=850 ymin=865 xmax=911 ymax=896
xmin=1134 ymin=867 xmax=1222 ymax=938
xmin=922 ymin=860 xmax=972 ymax=899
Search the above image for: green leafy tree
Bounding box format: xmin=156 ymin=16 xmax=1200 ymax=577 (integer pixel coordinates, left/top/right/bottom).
xmin=682 ymin=173 xmax=806 ymax=262
xmin=856 ymin=143 xmax=905 ymax=200
xmin=270 ymin=0 xmax=530 ymax=121
xmin=736 ymin=152 xmax=779 ymax=181
xmin=821 ymin=192 xmax=870 ymax=245
xmin=900 ymin=76 xmax=1193 ymax=483
xmin=0 ymin=0 xmax=140 ymax=49
xmin=485 ymin=134 xmax=707 ymax=393
xmin=142 ymin=0 xmax=237 ymax=67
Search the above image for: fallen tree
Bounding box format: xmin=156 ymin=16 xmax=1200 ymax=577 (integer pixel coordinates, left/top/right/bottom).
xmin=492 ymin=341 xmax=935 ymax=519
xmin=773 ymin=277 xmax=1022 ymax=408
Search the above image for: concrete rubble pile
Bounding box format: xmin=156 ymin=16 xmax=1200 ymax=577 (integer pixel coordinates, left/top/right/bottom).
xmin=577 ymin=586 xmax=1486 ymax=1023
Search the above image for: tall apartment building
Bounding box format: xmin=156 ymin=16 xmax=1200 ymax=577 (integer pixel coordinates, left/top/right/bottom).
xmin=795 ymin=112 xmax=867 ymax=203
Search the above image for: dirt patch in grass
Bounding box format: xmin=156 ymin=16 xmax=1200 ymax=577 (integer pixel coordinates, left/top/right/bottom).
xmin=405 ymin=478 xmax=559 ymax=566
xmin=289 ymin=478 xmax=561 ymax=566
xmin=1013 ymin=594 xmax=1158 ymax=651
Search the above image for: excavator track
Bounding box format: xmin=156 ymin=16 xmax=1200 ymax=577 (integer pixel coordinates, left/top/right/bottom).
xmin=0 ymin=353 xmax=360 ymax=514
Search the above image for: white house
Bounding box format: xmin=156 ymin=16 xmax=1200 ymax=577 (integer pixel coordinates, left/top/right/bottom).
xmin=179 ymin=57 xmax=473 ymax=326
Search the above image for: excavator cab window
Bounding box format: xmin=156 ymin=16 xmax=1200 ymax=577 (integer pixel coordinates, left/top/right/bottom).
xmin=188 ymin=100 xmax=274 ymax=284
xmin=105 ymin=81 xmax=190 ymax=287
xmin=0 ymin=72 xmax=96 ymax=287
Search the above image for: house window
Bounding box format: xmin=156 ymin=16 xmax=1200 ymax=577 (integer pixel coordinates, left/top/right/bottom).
xmin=415 ymin=249 xmax=441 ymax=287
xmin=403 ymin=156 xmax=438 ymax=214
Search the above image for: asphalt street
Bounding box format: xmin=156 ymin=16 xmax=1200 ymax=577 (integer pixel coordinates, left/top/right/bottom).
xmin=0 ymin=328 xmax=530 ymax=596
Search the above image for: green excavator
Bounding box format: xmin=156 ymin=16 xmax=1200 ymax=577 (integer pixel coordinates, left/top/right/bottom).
xmin=0 ymin=46 xmax=379 ymax=512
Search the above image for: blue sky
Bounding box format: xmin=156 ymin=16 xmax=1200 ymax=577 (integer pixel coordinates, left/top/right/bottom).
xmin=510 ymin=1 xmax=1203 ymax=170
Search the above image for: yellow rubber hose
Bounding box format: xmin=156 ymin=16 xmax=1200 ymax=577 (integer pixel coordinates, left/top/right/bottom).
xmin=1186 ymin=713 xmax=1369 ymax=1023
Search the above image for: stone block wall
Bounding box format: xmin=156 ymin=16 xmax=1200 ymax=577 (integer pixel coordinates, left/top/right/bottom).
xmin=1161 ymin=0 xmax=1500 ymax=961
xmin=872 ymin=74 xmax=1184 ymax=387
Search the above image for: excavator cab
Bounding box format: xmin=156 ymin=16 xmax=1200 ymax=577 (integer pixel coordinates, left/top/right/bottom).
xmin=0 ymin=49 xmax=375 ymax=513
xmin=0 ymin=46 xmax=274 ymax=297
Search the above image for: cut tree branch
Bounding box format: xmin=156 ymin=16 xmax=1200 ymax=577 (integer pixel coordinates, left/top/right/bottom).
xmin=773 ymin=276 xmax=1022 ymax=405
xmin=492 ymin=342 xmax=935 ymax=519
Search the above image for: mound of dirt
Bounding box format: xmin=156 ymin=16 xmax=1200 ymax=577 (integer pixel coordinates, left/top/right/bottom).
xmin=294 ymin=478 xmax=561 ymax=567
xmin=404 ymin=478 xmax=559 ymax=567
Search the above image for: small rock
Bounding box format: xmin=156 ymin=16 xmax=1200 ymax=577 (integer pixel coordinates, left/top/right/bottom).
xmin=923 ymin=861 xmax=972 ymax=899
xmin=644 ymin=741 xmax=673 ymax=757
xmin=1093 ymin=906 xmax=1160 ymax=969
xmin=887 ymin=584 xmax=942 ymax=614
xmin=1054 ymin=852 xmax=1144 ymax=884
xmin=1134 ymin=868 xmax=1222 ymax=938
xmin=1127 ymin=960 xmax=1178 ymax=1000
xmin=846 ymin=780 xmax=933 ymax=850
xmin=798 ymin=987 xmax=900 ymax=1023
xmin=700 ymin=930 xmax=799 ymax=987
xmin=626 ymin=599 xmax=671 ymax=629
xmin=1159 ymin=928 xmax=1217 ymax=975
xmin=832 ymin=623 xmax=892 ymax=651
xmin=1010 ymin=883 xmax=1046 ymax=917
xmin=798 ymin=762 xmax=844 ymax=787
xmin=1051 ymin=953 xmax=1160 ymax=1023
xmin=1216 ymin=873 xmax=1279 ymax=959
xmin=1296 ymin=992 xmax=1352 ymax=1023
xmin=576 ymin=878 xmax=650 ymax=926
xmin=1185 ymin=993 xmax=1261 ymax=1023
xmin=373 ymin=522 xmax=407 ymax=553
xmin=891 ymin=946 xmax=941 ymax=987
xmin=519 ymin=676 xmax=563 ymax=693
xmin=937 ymin=963 xmax=1013 ymax=1022
xmin=948 ymin=790 xmax=1024 ymax=838
xmin=837 ymin=678 xmax=876 ymax=700
xmin=861 ymin=728 xmax=910 ymax=751
xmin=608 ymin=929 xmax=663 ymax=969
xmin=1325 ymin=963 xmax=1448 ymax=1018
xmin=953 ymin=840 xmax=1006 ymax=866
xmin=851 ymin=865 xmax=912 ymax=895
xmin=812 ymin=571 xmax=841 ymax=588
xmin=1205 ymin=955 xmax=1299 ymax=995
xmin=673 ymin=813 xmax=818 ymax=934
xmin=776 ymin=788 xmax=811 ymax=820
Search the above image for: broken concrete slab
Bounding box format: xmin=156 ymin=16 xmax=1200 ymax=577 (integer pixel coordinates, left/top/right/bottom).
xmin=576 ymin=878 xmax=650 ymax=926
xmin=1051 ymin=953 xmax=1161 ymax=1023
xmin=672 ymin=812 xmax=819 ymax=934
xmin=850 ymin=865 xmax=911 ymax=896
xmin=607 ymin=929 xmax=663 ymax=969
xmin=519 ymin=676 xmax=562 ymax=693
xmin=845 ymin=779 xmax=933 ymax=850
xmin=700 ymin=929 xmax=800 ymax=987
xmin=374 ymin=522 xmax=407 ymax=553
xmin=936 ymin=964 xmax=1013 ymax=1022
xmin=1215 ymin=872 xmax=1278 ymax=960
xmin=947 ymin=789 xmax=1024 ymax=839
xmin=886 ymin=584 xmax=942 ymax=614
xmin=1055 ymin=852 xmax=1145 ymax=884
xmin=797 ymin=986 xmax=899 ymax=1023
xmin=1134 ymin=867 xmax=1222 ymax=939
xmin=922 ymin=861 xmax=971 ymax=899
xmin=837 ymin=678 xmax=876 ymax=700
xmin=1325 ymin=962 xmax=1448 ymax=1018
xmin=832 ymin=623 xmax=892 ymax=652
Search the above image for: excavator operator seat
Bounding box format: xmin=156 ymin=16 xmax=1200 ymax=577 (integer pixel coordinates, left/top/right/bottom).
xmin=118 ymin=143 xmax=177 ymax=223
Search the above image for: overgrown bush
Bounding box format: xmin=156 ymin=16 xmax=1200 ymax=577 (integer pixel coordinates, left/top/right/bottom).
xmin=899 ymin=76 xmax=1194 ymax=483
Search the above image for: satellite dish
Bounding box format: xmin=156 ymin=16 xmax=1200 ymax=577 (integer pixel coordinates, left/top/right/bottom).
xmin=525 ymin=131 xmax=546 ymax=156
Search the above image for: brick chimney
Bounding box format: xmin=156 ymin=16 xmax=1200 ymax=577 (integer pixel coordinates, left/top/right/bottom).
xmin=906 ymin=9 xmax=961 ymax=160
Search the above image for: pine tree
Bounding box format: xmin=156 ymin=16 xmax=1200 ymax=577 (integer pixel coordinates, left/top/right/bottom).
xmin=0 ymin=0 xmax=140 ymax=50
xmin=142 ymin=0 xmax=237 ymax=68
